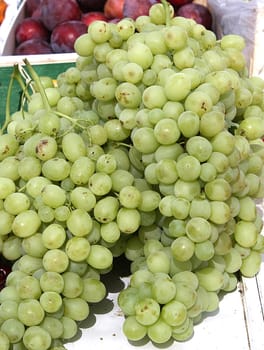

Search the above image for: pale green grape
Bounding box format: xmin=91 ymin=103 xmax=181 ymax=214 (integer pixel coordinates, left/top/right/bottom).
xmin=17 ymin=275 xmax=41 ymax=299
xmin=62 ymin=272 xmax=83 ymax=298
xmin=93 ymin=196 xmax=119 ymax=223
xmin=66 ymin=209 xmax=93 ymax=237
xmin=39 ymin=292 xmax=62 ymax=313
xmin=40 ymin=316 xmax=63 ymax=339
xmin=23 ymin=325 xmax=51 ymax=350
xmin=18 ymin=299 xmax=45 ymax=326
xmin=42 ymin=249 xmax=69 ymax=273
xmin=1 ymin=318 xmax=25 ymax=343
xmin=41 ymin=184 xmax=66 ymax=209
xmin=176 ymin=155 xmax=201 ymax=181
xmin=40 ymin=272 xmax=64 ymax=293
xmin=87 ymin=244 xmax=113 ymax=270
xmin=117 ymin=208 xmax=141 ymax=234
xmin=122 ymin=315 xmax=147 ymax=341
xmin=65 ymin=237 xmax=91 ymax=262
xmin=177 ymin=111 xmax=200 ymax=138
xmin=147 ymin=317 xmax=172 ymax=344
xmin=63 ymin=298 xmax=89 ymax=322
xmin=171 ymin=236 xmax=195 ymax=262
xmin=195 ymin=267 xmax=224 ymax=292
xmin=41 ymin=158 xmax=71 ymax=182
xmin=135 ymin=298 xmax=160 ymax=326
xmin=42 ymin=224 xmax=66 ymax=249
xmin=146 ymin=250 xmax=170 ymax=274
xmin=164 ymin=72 xmax=191 ymax=102
xmin=153 ymin=118 xmax=181 ymax=145
xmin=12 ymin=210 xmax=41 ymax=238
xmin=80 ymin=278 xmax=106 ymax=303
xmin=60 ymin=316 xmax=78 ymax=340
xmin=234 ymin=221 xmax=258 ymax=248
xmin=70 ymin=187 xmax=96 ymax=212
xmin=151 ymin=276 xmax=176 ymax=304
xmin=0 ymin=330 xmax=10 ymax=350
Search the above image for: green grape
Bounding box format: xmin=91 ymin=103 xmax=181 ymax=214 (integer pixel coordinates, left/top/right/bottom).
xmin=161 ymin=299 xmax=188 ymax=327
xmin=184 ymin=90 xmax=213 ymax=116
xmin=0 ymin=177 xmax=16 ymax=200
xmin=22 ymin=325 xmax=51 ymax=350
xmin=0 ymin=299 xmax=18 ymax=320
xmin=196 ymin=267 xmax=224 ymax=292
xmin=1 ymin=318 xmax=25 ymax=344
xmin=147 ymin=317 xmax=172 ymax=344
xmin=93 ymin=196 xmax=119 ymax=223
xmin=61 ymin=132 xmax=86 ymax=162
xmin=153 ymin=118 xmax=181 ymax=145
xmin=18 ymin=299 xmax=45 ymax=327
xmin=151 ymin=275 xmax=176 ymax=304
xmin=0 ymin=157 xmax=19 ymax=183
xmin=40 ymin=184 xmax=66 ymax=209
xmin=65 ymin=237 xmax=91 ymax=262
xmin=12 ymin=210 xmax=41 ymax=238
xmin=176 ymin=155 xmax=201 ymax=181
xmin=122 ymin=315 xmax=147 ymax=341
xmin=117 ymin=208 xmax=141 ymax=234
xmin=25 ymin=176 xmax=51 ymax=198
xmin=239 ymin=250 xmax=262 ymax=277
xmin=146 ymin=250 xmax=170 ymax=274
xmin=66 ymin=208 xmax=93 ymax=237
xmin=195 ymin=240 xmax=215 ymax=261
xmin=40 ymin=272 xmax=64 ymax=293
xmin=62 ymin=272 xmax=83 ymax=298
xmin=177 ymin=111 xmax=200 ymax=138
xmin=119 ymin=185 xmax=142 ymax=209
xmin=60 ymin=316 xmax=78 ymax=340
xmin=127 ymin=41 xmax=153 ymax=69
xmin=42 ymin=224 xmax=66 ymax=249
xmin=80 ymin=278 xmax=106 ymax=303
xmin=39 ymin=292 xmax=62 ymax=313
xmin=40 ymin=316 xmax=63 ymax=339
xmin=100 ymin=221 xmax=120 ymax=244
xmin=41 ymin=158 xmax=71 ymax=182
xmin=142 ymin=85 xmax=167 ymax=109
xmin=234 ymin=221 xmax=258 ymax=248
xmin=0 ymin=330 xmax=10 ymax=350
xmin=0 ymin=134 xmax=19 ymax=161
xmin=2 ymin=235 xmax=22 ymax=260
xmin=118 ymin=286 xmax=140 ymax=316
xmin=173 ymin=46 xmax=195 ymax=70
xmin=135 ymin=298 xmax=160 ymax=326
xmin=42 ymin=249 xmax=69 ymax=273
xmin=17 ymin=275 xmax=41 ymax=299
xmin=170 ymin=197 xmax=190 ymax=219
xmin=0 ymin=209 xmax=14 ymax=235
xmin=0 ymin=285 xmax=20 ymax=303
xmin=37 ymin=205 xmax=54 ymax=223
xmin=63 ymin=297 xmax=89 ymax=322
xmin=16 ymin=255 xmax=43 ymax=275
xmin=171 ymin=236 xmax=195 ymax=262
xmin=172 ymin=318 xmax=194 ymax=341
xmin=70 ymin=187 xmax=96 ymax=212
xmin=164 ymin=72 xmax=191 ymax=102
xmin=138 ymin=190 xmax=161 ymax=212
xmin=87 ymin=244 xmax=113 ymax=270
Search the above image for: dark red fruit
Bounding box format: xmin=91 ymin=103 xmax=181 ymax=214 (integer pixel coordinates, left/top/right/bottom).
xmin=0 ymin=256 xmax=12 ymax=291
xmin=81 ymin=11 xmax=108 ymax=27
xmin=15 ymin=18 xmax=50 ymax=45
xmin=168 ymin=0 xmax=192 ymax=7
xmin=14 ymin=39 xmax=53 ymax=55
xmin=25 ymin=0 xmax=42 ymax=16
xmin=77 ymin=0 xmax=107 ymax=12
xmin=177 ymin=3 xmax=212 ymax=29
xmin=40 ymin=0 xmax=82 ymax=31
xmin=123 ymin=0 xmax=159 ymax=20
xmin=50 ymin=20 xmax=87 ymax=53
xmin=104 ymin=0 xmax=124 ymax=19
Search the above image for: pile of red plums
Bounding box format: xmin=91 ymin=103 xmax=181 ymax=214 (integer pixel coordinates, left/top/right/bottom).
xmin=14 ymin=0 xmax=212 ymax=55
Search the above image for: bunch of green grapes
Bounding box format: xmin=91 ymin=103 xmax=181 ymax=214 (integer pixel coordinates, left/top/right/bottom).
xmin=0 ymin=0 xmax=264 ymax=349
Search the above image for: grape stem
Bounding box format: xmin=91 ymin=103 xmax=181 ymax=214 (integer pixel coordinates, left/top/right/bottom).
xmin=23 ymin=58 xmax=52 ymax=112
xmin=161 ymin=0 xmax=171 ymax=26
